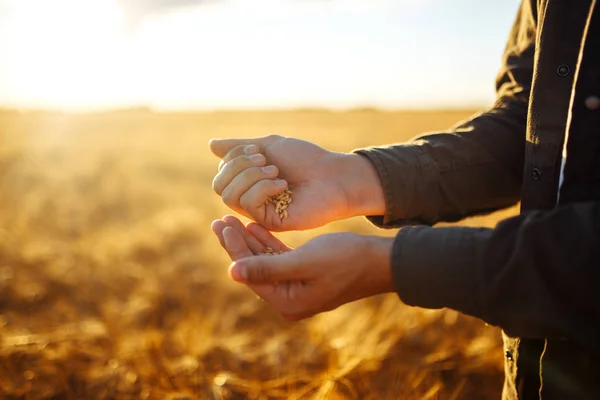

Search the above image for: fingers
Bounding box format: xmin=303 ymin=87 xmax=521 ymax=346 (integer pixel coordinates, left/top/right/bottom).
xmin=213 ymin=152 xmax=266 ymax=195
xmin=209 ymin=135 xmax=281 ymax=159
xmin=222 ymin=226 xmax=254 ymax=261
xmin=211 ymin=219 xmax=229 ymax=249
xmin=210 ymin=139 xmax=257 ymax=159
xmin=222 ymin=215 xmax=265 ymax=255
xmin=238 ymin=178 xmax=288 ymax=212
xmin=229 ymin=252 xmax=308 ymax=284
xmin=217 ymin=144 xmax=259 ymax=172
xmin=213 ymin=215 xmax=290 ymax=257
xmin=245 ymin=222 xmax=290 ymax=252
xmin=212 ymin=216 xmax=265 ymax=255
xmin=221 ymin=168 xmax=282 ymax=210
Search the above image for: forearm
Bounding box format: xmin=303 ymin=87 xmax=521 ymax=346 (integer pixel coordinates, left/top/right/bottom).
xmin=392 ymin=202 xmax=600 ymax=350
xmin=354 ymin=103 xmax=527 ymax=227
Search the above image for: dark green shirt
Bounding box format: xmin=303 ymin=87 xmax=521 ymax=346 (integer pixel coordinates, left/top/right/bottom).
xmin=356 ymin=1 xmax=600 ymax=399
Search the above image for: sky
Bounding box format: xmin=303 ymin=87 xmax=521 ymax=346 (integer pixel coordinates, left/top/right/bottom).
xmin=0 ymin=0 xmax=522 ymax=111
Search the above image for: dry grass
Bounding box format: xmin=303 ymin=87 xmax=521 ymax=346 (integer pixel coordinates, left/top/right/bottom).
xmin=0 ymin=109 xmax=517 ymax=399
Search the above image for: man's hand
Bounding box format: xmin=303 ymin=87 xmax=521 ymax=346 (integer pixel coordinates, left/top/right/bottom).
xmin=209 ymin=135 xmax=385 ymax=231
xmin=211 ymin=215 xmax=395 ymax=321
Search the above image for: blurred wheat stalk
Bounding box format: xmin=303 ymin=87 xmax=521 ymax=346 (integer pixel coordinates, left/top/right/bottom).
xmin=0 ymin=109 xmax=507 ymax=399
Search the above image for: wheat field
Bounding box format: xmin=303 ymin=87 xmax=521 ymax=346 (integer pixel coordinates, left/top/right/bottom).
xmin=0 ymin=109 xmax=518 ymax=399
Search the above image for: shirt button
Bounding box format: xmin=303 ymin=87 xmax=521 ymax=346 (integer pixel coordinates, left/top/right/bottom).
xmin=532 ymin=168 xmax=542 ymax=181
xmin=585 ymin=95 xmax=600 ymax=110
xmin=505 ymin=350 xmax=514 ymax=361
xmin=557 ymin=64 xmax=570 ymax=77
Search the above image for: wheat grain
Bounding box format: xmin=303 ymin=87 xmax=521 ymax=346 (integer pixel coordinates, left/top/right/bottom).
xmin=266 ymin=187 xmax=292 ymax=220
xmin=263 ymin=247 xmax=284 ymax=255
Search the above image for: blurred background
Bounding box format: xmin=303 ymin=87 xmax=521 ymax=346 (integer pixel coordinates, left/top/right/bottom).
xmin=0 ymin=0 xmax=520 ymax=398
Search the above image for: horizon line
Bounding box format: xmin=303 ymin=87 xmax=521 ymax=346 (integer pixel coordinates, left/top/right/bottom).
xmin=0 ymin=104 xmax=488 ymax=115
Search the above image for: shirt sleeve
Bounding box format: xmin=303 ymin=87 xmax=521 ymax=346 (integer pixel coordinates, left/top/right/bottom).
xmin=392 ymin=202 xmax=600 ymax=351
xmin=355 ymin=0 xmax=537 ymax=227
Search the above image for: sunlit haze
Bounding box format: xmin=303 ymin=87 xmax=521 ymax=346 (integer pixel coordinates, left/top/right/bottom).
xmin=0 ymin=0 xmax=521 ymax=111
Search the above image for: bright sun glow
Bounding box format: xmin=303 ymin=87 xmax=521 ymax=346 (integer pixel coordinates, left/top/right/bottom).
xmin=1 ymin=0 xmax=132 ymax=109
xmin=0 ymin=0 xmax=520 ymax=111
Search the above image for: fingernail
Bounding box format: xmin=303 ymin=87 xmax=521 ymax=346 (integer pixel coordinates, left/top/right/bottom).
xmin=275 ymin=179 xmax=287 ymax=186
xmin=249 ymin=154 xmax=264 ymax=164
xmin=231 ymin=263 xmax=247 ymax=283
xmin=262 ymin=165 xmax=277 ymax=174
xmin=244 ymin=145 xmax=259 ymax=155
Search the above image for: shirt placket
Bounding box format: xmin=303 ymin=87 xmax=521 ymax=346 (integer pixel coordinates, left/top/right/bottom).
xmin=516 ymin=2 xmax=593 ymax=399
xmin=521 ymin=2 xmax=590 ymax=213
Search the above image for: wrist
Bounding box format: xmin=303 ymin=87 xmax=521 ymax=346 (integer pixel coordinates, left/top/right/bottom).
xmin=361 ymin=235 xmax=395 ymax=295
xmin=338 ymin=153 xmax=386 ymax=217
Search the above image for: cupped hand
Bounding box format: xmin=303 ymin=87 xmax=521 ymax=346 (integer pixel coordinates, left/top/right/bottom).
xmin=211 ymin=215 xmax=395 ymax=321
xmin=210 ymin=135 xmax=385 ymax=231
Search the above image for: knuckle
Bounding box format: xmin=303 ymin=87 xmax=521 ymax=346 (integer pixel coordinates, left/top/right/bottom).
xmin=244 ymin=155 xmax=263 ymax=169
xmin=221 ymin=186 xmax=235 ymax=205
xmin=212 ymin=177 xmax=223 ymax=195
xmin=227 ymin=155 xmax=243 ymax=170
xmin=238 ymin=195 xmax=250 ymax=210
xmin=223 ymin=145 xmax=246 ymax=163
xmin=245 ymin=153 xmax=264 ymax=163
xmin=251 ymin=263 xmax=271 ymax=282
xmin=231 ymin=144 xmax=247 ymax=156
xmin=265 ymin=134 xmax=282 ymax=142
xmin=262 ymin=165 xmax=278 ymax=177
xmin=232 ymin=157 xmax=259 ymax=176
xmin=238 ymin=180 xmax=269 ymax=211
xmin=240 ymin=166 xmax=265 ymax=182
xmin=238 ymin=192 xmax=254 ymax=211
xmin=240 ymin=153 xmax=257 ymax=165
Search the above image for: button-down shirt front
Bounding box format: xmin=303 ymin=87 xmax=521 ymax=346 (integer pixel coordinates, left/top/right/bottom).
xmin=356 ymin=1 xmax=600 ymax=399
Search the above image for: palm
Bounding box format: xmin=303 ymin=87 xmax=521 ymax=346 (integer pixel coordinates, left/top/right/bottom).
xmin=212 ymin=215 xmax=323 ymax=317
xmin=257 ymin=138 xmax=349 ymax=231
xmin=212 ymin=219 xmax=387 ymax=321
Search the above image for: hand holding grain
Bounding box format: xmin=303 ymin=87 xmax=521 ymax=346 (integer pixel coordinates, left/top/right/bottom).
xmin=209 ymin=135 xmax=385 ymax=231
xmin=211 ymin=215 xmax=395 ymax=321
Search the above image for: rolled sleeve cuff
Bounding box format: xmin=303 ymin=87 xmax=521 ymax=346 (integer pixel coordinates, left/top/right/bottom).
xmin=391 ymin=225 xmax=491 ymax=321
xmin=354 ymin=145 xmax=439 ymax=228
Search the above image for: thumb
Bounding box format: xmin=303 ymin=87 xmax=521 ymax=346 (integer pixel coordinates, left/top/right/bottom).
xmin=209 ymin=135 xmax=281 ymax=158
xmin=229 ymin=252 xmax=306 ymax=284
xmin=209 ymin=138 xmax=260 ymax=158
